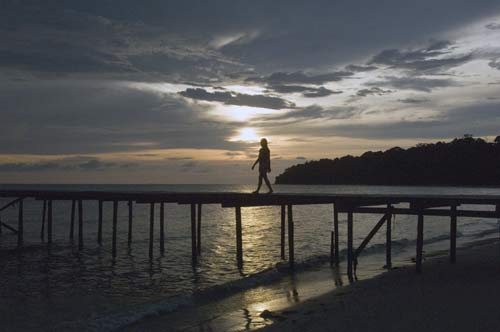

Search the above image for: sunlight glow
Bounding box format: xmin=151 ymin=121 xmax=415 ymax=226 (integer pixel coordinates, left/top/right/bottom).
xmin=230 ymin=127 xmax=260 ymax=142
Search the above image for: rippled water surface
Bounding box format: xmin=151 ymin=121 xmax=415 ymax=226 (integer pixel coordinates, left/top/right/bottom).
xmin=1 ymin=184 xmax=499 ymax=331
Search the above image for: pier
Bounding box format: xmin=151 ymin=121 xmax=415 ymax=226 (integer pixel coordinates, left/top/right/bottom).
xmin=1 ymin=190 xmax=499 ymax=279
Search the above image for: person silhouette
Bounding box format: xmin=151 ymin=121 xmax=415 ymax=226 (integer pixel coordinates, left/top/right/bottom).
xmin=252 ymin=138 xmax=273 ymax=194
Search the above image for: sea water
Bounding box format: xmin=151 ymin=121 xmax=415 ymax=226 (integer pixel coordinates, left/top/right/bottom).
xmin=0 ymin=184 xmax=499 ymax=331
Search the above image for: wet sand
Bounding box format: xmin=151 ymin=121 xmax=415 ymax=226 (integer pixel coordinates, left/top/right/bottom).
xmin=257 ymin=241 xmax=500 ymax=332
xmin=123 ymin=240 xmax=499 ymax=332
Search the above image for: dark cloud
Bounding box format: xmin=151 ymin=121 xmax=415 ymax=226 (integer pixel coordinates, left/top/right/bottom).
xmin=246 ymin=71 xmax=354 ymax=85
xmin=303 ymin=87 xmax=341 ymax=98
xmin=0 ymin=79 xmax=247 ymax=154
xmin=263 ymin=101 xmax=500 ymax=140
xmin=398 ymin=97 xmax=429 ymax=104
xmin=179 ymin=88 xmax=295 ymax=109
xmin=266 ymin=85 xmax=341 ymax=98
xmin=0 ymin=157 xmax=137 ymax=172
xmin=367 ymin=76 xmax=458 ymax=92
xmin=166 ymin=157 xmax=194 ymax=160
xmin=485 ymin=22 xmax=500 ymax=30
xmin=296 ymin=156 xmax=306 ymax=160
xmin=258 ymin=105 xmax=359 ymax=124
xmin=345 ymin=64 xmax=378 ymax=72
xmin=2 ymin=1 xmax=499 ymax=80
xmin=488 ymin=59 xmax=500 ymax=70
xmin=369 ymin=41 xmax=472 ymax=72
xmin=356 ymin=87 xmax=393 ymax=97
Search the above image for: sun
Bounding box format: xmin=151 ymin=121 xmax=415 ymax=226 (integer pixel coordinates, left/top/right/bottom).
xmin=230 ymin=127 xmax=260 ymax=142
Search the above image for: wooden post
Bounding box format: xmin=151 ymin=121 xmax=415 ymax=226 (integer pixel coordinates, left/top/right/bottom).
xmin=416 ymin=212 xmax=424 ymax=273
xmin=149 ymin=203 xmax=155 ymax=260
xmin=40 ymin=200 xmax=47 ymax=240
xmin=334 ymin=203 xmax=340 ymax=266
xmin=70 ymin=200 xmax=75 ymax=240
xmin=386 ymin=205 xmax=392 ymax=269
xmin=17 ymin=199 xmax=23 ymax=247
xmin=98 ymin=200 xmax=103 ymax=245
xmin=190 ymin=204 xmax=197 ymax=263
xmin=347 ymin=210 xmax=354 ymax=280
xmin=197 ymin=204 xmax=202 ymax=255
xmin=78 ymin=200 xmax=83 ymax=251
xmin=160 ymin=202 xmax=165 ymax=254
xmin=48 ymin=200 xmax=53 ymax=244
xmin=450 ymin=205 xmax=457 ymax=263
xmin=287 ymin=205 xmax=294 ymax=269
xmin=128 ymin=200 xmax=133 ymax=246
xmin=235 ymin=206 xmax=243 ymax=268
xmin=280 ymin=205 xmax=286 ymax=259
xmin=112 ymin=200 xmax=118 ymax=258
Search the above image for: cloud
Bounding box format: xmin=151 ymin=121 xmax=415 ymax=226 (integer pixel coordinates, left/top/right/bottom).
xmin=356 ymin=87 xmax=393 ymax=97
xmin=266 ymin=85 xmax=341 ymax=98
xmin=345 ymin=64 xmax=378 ymax=72
xmin=0 ymin=157 xmax=137 ymax=172
xmin=262 ymin=101 xmax=500 ymax=140
xmin=368 ymin=41 xmax=472 ymax=72
xmin=485 ymin=22 xmax=500 ymax=30
xmin=246 ymin=71 xmax=354 ymax=85
xmin=259 ymin=105 xmax=359 ymax=123
xmin=296 ymin=156 xmax=306 ymax=160
xmin=398 ymin=97 xmax=429 ymax=104
xmin=0 ymin=79 xmax=247 ymax=154
xmin=489 ymin=58 xmax=500 ymax=70
xmin=367 ymin=76 xmax=458 ymax=92
xmin=179 ymin=88 xmax=295 ymax=109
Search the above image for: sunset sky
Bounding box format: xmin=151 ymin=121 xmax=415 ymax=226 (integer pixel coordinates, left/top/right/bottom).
xmin=2 ymin=1 xmax=500 ymax=184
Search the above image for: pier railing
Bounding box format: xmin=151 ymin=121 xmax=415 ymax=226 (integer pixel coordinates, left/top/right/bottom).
xmin=1 ymin=190 xmax=499 ymax=279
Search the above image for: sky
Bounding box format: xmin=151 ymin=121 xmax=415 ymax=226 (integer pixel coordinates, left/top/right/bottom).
xmin=1 ymin=0 xmax=500 ymax=184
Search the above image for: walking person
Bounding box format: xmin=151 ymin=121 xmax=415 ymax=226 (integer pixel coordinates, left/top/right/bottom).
xmin=252 ymin=138 xmax=273 ymax=194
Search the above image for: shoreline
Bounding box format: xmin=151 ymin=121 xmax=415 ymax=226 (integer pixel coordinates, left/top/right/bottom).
xmin=123 ymin=238 xmax=499 ymax=332
xmin=256 ymin=240 xmax=500 ymax=332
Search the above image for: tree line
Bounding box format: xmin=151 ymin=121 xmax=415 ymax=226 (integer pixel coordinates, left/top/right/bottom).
xmin=275 ymin=136 xmax=500 ymax=186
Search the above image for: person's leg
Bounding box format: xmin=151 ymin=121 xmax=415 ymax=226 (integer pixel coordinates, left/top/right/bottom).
xmin=253 ymin=174 xmax=263 ymax=193
xmin=263 ymin=173 xmax=273 ymax=193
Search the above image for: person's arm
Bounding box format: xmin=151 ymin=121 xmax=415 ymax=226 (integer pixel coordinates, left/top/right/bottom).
xmin=251 ymin=157 xmax=259 ymax=170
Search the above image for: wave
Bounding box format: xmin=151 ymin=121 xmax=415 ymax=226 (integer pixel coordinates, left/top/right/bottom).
xmin=50 ymin=225 xmax=498 ymax=332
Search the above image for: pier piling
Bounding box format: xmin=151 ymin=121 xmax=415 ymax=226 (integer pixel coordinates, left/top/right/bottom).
xmin=280 ymin=205 xmax=286 ymax=259
xmin=128 ymin=200 xmax=133 ymax=246
xmin=98 ymin=200 xmax=103 ymax=245
xmin=149 ymin=203 xmax=155 ymax=260
xmin=190 ymin=204 xmax=197 ymax=263
xmin=450 ymin=205 xmax=457 ymax=263
xmin=333 ymin=204 xmax=339 ymax=266
xmin=160 ymin=202 xmax=165 ymax=254
xmin=70 ymin=200 xmax=75 ymax=240
xmin=48 ymin=200 xmax=53 ymax=244
xmin=235 ymin=206 xmax=243 ymax=268
xmin=40 ymin=200 xmax=46 ymax=240
xmin=416 ymin=212 xmax=424 ymax=273
xmin=17 ymin=199 xmax=23 ymax=247
xmin=347 ymin=210 xmax=354 ymax=280
xmin=78 ymin=200 xmax=83 ymax=250
xmin=197 ymin=204 xmax=202 ymax=255
xmin=386 ymin=204 xmax=392 ymax=269
xmin=112 ymin=201 xmax=118 ymax=258
xmin=287 ymin=205 xmax=294 ymax=269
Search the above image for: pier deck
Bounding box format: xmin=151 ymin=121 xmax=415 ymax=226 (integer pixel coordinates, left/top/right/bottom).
xmin=1 ymin=190 xmax=499 ymax=279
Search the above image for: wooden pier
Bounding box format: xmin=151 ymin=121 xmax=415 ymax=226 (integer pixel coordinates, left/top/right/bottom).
xmin=1 ymin=190 xmax=499 ymax=279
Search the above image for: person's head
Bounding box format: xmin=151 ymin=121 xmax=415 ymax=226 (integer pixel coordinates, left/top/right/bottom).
xmin=260 ymin=138 xmax=268 ymax=147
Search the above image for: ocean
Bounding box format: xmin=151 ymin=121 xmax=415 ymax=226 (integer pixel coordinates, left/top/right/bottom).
xmin=1 ymin=184 xmax=499 ymax=331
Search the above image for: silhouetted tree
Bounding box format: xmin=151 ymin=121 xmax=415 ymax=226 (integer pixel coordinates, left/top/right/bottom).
xmin=275 ymin=136 xmax=500 ymax=186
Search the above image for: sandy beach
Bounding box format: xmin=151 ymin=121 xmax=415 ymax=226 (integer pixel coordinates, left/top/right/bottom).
xmin=257 ymin=241 xmax=500 ymax=332
xmin=123 ymin=240 xmax=500 ymax=332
